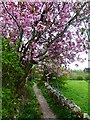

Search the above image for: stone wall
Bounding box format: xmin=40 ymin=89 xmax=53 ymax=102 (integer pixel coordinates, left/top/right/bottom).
xmin=45 ymin=82 xmax=90 ymax=120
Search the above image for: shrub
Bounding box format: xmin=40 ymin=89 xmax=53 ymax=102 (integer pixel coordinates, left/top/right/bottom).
xmin=2 ymin=39 xmax=25 ymax=119
xmin=41 ymin=68 xmax=68 ymax=88
xmin=76 ymin=76 xmax=84 ymax=80
xmin=2 ymin=39 xmax=41 ymax=119
xmin=2 ymin=88 xmax=20 ymax=119
xmin=85 ymin=74 xmax=90 ymax=81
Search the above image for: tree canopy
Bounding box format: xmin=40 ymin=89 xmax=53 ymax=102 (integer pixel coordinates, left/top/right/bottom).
xmin=0 ymin=1 xmax=90 ymax=80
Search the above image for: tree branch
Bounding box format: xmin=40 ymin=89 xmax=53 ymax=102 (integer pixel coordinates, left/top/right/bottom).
xmin=36 ymin=2 xmax=88 ymax=60
xmin=2 ymin=2 xmax=20 ymax=30
xmin=2 ymin=2 xmax=24 ymax=50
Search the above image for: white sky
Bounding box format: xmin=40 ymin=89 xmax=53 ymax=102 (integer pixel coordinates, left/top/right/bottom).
xmin=69 ymin=52 xmax=88 ymax=70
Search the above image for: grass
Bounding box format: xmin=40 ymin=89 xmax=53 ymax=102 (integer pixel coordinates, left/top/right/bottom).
xmin=59 ymin=80 xmax=89 ymax=114
xmin=18 ymin=81 xmax=41 ymax=119
xmin=37 ymin=81 xmax=79 ymax=120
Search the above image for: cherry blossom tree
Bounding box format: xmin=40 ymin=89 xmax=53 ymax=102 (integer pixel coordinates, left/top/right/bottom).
xmin=0 ymin=1 xmax=90 ymax=85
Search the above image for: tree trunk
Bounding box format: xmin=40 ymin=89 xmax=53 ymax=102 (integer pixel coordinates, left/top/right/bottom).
xmin=16 ymin=62 xmax=33 ymax=96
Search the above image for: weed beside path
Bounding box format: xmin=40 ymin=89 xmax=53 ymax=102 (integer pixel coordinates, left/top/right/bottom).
xmin=18 ymin=81 xmax=41 ymax=119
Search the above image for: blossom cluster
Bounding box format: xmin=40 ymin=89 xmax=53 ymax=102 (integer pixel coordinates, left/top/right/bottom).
xmin=0 ymin=2 xmax=89 ymax=77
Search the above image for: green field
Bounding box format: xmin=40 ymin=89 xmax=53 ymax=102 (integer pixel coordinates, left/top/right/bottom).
xmin=60 ymin=80 xmax=89 ymax=114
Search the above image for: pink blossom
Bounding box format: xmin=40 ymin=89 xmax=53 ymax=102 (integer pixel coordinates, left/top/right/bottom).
xmin=9 ymin=42 xmax=15 ymax=46
xmin=33 ymin=57 xmax=39 ymax=61
xmin=1 ymin=2 xmax=89 ymax=77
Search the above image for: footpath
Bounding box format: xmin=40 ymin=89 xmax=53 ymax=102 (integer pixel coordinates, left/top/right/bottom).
xmin=33 ymin=83 xmax=57 ymax=120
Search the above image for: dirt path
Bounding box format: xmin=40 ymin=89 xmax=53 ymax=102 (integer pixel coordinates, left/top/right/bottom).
xmin=33 ymin=83 xmax=57 ymax=120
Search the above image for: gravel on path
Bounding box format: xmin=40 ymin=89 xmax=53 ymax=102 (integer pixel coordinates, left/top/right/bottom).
xmin=33 ymin=83 xmax=57 ymax=120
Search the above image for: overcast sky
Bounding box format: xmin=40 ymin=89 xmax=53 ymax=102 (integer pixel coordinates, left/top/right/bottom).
xmin=69 ymin=52 xmax=88 ymax=70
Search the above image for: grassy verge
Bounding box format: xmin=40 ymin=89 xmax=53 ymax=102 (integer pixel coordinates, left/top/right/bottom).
xmin=37 ymin=82 xmax=79 ymax=120
xmin=18 ymin=81 xmax=41 ymax=119
xmin=59 ymin=80 xmax=89 ymax=114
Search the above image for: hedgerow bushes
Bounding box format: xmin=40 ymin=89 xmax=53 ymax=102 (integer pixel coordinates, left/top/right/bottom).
xmin=2 ymin=39 xmax=41 ymax=119
xmin=2 ymin=39 xmax=25 ymax=119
